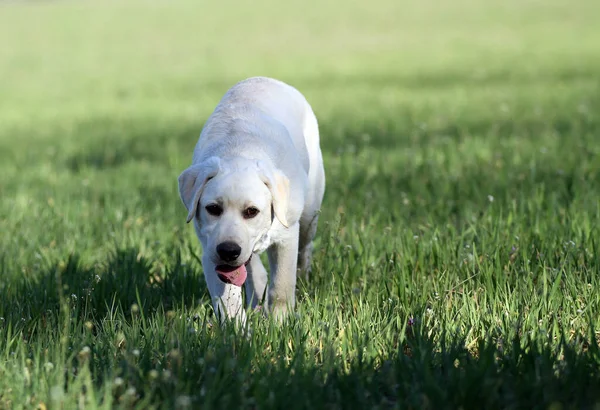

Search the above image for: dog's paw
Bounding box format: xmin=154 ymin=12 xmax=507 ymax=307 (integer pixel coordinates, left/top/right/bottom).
xmin=268 ymin=301 xmax=292 ymax=324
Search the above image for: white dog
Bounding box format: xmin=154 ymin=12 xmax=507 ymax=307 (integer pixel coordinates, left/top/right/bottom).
xmin=178 ymin=77 xmax=325 ymax=323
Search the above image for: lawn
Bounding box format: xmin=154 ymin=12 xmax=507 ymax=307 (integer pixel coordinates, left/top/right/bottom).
xmin=1 ymin=0 xmax=600 ymax=408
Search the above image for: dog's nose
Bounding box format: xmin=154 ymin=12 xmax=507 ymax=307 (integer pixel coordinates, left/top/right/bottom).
xmin=216 ymin=241 xmax=242 ymax=262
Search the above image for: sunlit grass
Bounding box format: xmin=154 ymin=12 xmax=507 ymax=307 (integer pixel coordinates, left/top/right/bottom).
xmin=1 ymin=0 xmax=599 ymax=408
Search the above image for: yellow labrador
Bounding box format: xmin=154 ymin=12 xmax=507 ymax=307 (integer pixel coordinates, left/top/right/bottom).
xmin=178 ymin=77 xmax=325 ymax=323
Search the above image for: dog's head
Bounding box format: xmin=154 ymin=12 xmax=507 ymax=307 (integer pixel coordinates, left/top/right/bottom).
xmin=178 ymin=156 xmax=289 ymax=284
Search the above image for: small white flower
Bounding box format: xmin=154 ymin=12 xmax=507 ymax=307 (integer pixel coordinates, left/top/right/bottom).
xmin=176 ymin=396 xmax=192 ymax=408
xmin=78 ymin=346 xmax=91 ymax=360
xmin=487 ymin=195 xmax=494 ymax=203
xmin=50 ymin=385 xmax=64 ymax=401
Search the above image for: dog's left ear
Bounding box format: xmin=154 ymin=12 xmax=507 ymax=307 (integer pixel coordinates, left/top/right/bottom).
xmin=257 ymin=161 xmax=290 ymax=228
xmin=178 ymin=157 xmax=221 ymax=223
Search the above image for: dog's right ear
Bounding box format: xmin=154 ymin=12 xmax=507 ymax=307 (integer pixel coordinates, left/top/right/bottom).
xmin=178 ymin=157 xmax=221 ymax=223
xmin=257 ymin=161 xmax=290 ymax=228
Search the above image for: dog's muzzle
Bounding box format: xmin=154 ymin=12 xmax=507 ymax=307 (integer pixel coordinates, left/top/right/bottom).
xmin=215 ymin=255 xmax=252 ymax=287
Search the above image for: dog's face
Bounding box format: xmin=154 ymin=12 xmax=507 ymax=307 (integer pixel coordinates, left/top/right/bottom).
xmin=178 ymin=157 xmax=290 ymax=281
xmin=198 ymin=170 xmax=273 ymax=267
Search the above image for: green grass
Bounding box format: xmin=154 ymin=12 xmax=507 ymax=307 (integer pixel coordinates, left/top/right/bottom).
xmin=1 ymin=0 xmax=600 ymax=408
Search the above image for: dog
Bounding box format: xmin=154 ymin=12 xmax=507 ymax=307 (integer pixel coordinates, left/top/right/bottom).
xmin=178 ymin=77 xmax=325 ymax=324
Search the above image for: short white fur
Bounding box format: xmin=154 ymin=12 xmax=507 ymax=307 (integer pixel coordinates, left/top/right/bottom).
xmin=178 ymin=77 xmax=325 ymax=324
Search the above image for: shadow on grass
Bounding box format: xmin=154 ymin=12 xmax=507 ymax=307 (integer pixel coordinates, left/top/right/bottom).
xmin=319 ymin=111 xmax=600 ymax=153
xmin=250 ymin=332 xmax=600 ymax=409
xmin=0 ymin=246 xmax=208 ymax=330
xmin=65 ymin=120 xmax=200 ymax=172
xmin=122 ymin=318 xmax=600 ymax=409
xmin=1 ymin=251 xmax=599 ymax=408
xmin=56 ymin=93 xmax=600 ymax=172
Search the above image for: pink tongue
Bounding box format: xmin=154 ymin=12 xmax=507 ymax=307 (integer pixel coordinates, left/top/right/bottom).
xmin=216 ymin=264 xmax=247 ymax=287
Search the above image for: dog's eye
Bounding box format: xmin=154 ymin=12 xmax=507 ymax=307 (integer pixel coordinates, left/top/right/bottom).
xmin=205 ymin=204 xmax=223 ymax=216
xmin=243 ymin=207 xmax=260 ymax=219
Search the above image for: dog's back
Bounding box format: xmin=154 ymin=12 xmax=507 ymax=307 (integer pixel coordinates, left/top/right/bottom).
xmin=193 ymin=77 xmax=321 ymax=183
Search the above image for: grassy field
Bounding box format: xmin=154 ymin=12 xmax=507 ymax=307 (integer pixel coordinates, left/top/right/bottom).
xmin=1 ymin=0 xmax=600 ymax=408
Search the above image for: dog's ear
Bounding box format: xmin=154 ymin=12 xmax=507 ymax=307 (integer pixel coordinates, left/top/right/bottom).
xmin=257 ymin=161 xmax=290 ymax=228
xmin=178 ymin=157 xmax=221 ymax=223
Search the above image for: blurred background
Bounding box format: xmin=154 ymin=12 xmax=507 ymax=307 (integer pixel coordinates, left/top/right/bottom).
xmin=0 ymin=0 xmax=598 ymax=261
xmin=1 ymin=0 xmax=599 ymax=263
xmin=2 ymin=0 xmax=597 ymax=129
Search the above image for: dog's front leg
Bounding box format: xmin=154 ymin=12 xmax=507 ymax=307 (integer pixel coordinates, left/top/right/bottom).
xmin=245 ymin=256 xmax=268 ymax=310
xmin=267 ymin=221 xmax=300 ymax=321
xmin=202 ymin=254 xmax=246 ymax=325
